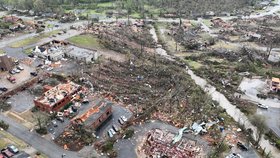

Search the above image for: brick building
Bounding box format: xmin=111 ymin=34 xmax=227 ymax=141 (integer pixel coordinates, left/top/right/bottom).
xmin=0 ymin=53 xmax=13 ymax=71
xmin=73 ymin=100 xmax=113 ymax=130
xmin=34 ymin=82 xmax=81 ymax=112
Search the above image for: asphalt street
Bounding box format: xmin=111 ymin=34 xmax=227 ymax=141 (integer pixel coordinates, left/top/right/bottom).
xmin=0 ymin=114 xmax=79 ymax=158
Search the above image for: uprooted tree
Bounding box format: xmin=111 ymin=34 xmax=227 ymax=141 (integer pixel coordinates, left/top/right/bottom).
xmin=249 ymin=114 xmax=268 ymax=146
xmin=263 ymin=33 xmax=280 ymax=60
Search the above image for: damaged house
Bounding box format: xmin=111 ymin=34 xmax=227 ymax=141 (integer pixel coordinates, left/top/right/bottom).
xmin=72 ymin=100 xmax=112 ymax=130
xmin=34 ymin=40 xmax=99 ymax=63
xmin=142 ymin=129 xmax=204 ymax=158
xmin=271 ymin=77 xmax=280 ymax=93
xmin=34 ymin=81 xmax=81 ymax=112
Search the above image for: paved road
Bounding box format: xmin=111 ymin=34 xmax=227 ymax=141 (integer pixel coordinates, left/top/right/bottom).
xmin=0 ymin=20 xmax=86 ymax=49
xmin=0 ymin=114 xmax=79 ymax=158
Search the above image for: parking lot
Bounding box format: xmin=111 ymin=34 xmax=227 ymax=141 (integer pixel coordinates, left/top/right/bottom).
xmin=7 ymin=90 xmax=35 ymax=113
xmin=45 ymin=96 xmax=133 ymax=140
xmin=0 ymin=64 xmax=35 ymax=90
xmin=96 ymin=104 xmax=133 ymax=138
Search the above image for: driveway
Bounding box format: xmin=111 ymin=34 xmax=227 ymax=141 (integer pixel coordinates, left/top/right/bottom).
xmin=0 ymin=114 xmax=79 ymax=158
xmin=238 ymin=78 xmax=280 ymax=108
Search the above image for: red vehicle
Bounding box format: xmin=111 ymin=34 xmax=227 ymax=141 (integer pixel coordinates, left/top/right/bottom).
xmin=6 ymin=76 xmax=16 ymax=83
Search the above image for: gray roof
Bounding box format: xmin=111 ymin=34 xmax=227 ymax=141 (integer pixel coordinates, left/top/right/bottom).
xmin=84 ymin=101 xmax=113 ymax=126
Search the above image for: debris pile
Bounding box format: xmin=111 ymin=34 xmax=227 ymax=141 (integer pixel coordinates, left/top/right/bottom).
xmin=141 ymin=129 xmax=204 ymax=158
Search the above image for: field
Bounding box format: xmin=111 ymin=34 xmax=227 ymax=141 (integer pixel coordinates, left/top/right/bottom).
xmin=67 ymin=34 xmax=102 ymax=49
xmin=0 ymin=130 xmax=26 ymax=149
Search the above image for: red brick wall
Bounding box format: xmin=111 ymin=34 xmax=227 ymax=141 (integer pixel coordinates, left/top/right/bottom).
xmin=92 ymin=106 xmax=112 ymax=129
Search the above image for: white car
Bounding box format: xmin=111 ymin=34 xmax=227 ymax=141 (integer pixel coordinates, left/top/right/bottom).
xmin=47 ymin=67 xmax=53 ymax=71
xmin=16 ymin=65 xmax=24 ymax=70
xmin=121 ymin=115 xmax=127 ymax=122
xmin=109 ymin=128 xmax=116 ymax=135
xmin=108 ymin=130 xmax=113 ymax=138
xmin=257 ymin=103 xmax=268 ymax=109
xmin=13 ymin=68 xmax=20 ymax=73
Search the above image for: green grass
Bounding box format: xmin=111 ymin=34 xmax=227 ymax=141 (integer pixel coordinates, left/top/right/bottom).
xmin=10 ymin=30 xmax=61 ymax=48
xmin=67 ymin=34 xmax=102 ymax=49
xmin=0 ymin=130 xmax=27 ymax=149
xmin=0 ymin=49 xmax=5 ymax=54
xmin=98 ymin=2 xmax=114 ymax=7
xmin=185 ymin=60 xmax=203 ymax=69
xmin=202 ymin=19 xmax=212 ymax=27
xmin=131 ymin=13 xmax=141 ymax=19
xmin=24 ymin=48 xmax=34 ymax=54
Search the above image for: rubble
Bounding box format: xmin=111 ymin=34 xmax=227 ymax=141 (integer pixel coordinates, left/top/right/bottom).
xmin=140 ymin=129 xmax=205 ymax=158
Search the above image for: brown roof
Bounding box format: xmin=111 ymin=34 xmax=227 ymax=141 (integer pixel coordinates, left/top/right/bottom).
xmin=3 ymin=16 xmax=22 ymax=23
xmin=272 ymin=77 xmax=280 ymax=83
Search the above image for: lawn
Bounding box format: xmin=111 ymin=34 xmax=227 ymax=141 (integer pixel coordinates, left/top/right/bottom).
xmin=98 ymin=2 xmax=114 ymax=8
xmin=185 ymin=60 xmax=203 ymax=69
xmin=0 ymin=130 xmax=26 ymax=149
xmin=67 ymin=34 xmax=102 ymax=49
xmin=10 ymin=30 xmax=61 ymax=48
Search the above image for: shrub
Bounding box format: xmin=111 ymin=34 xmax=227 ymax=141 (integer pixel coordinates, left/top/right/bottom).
xmin=0 ymin=120 xmax=9 ymax=130
xmin=276 ymin=140 xmax=280 ymax=149
xmin=124 ymin=129 xmax=134 ymax=139
xmin=36 ymin=127 xmax=48 ymax=135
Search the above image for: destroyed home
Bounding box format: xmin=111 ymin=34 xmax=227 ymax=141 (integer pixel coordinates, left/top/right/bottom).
xmin=2 ymin=16 xmax=23 ymax=24
xmin=66 ymin=46 xmax=99 ymax=64
xmin=34 ymin=40 xmax=98 ymax=63
xmin=72 ymin=100 xmax=112 ymax=130
xmin=34 ymin=81 xmax=81 ymax=112
xmin=271 ymin=77 xmax=280 ymax=93
xmin=141 ymin=129 xmax=204 ymax=158
xmin=0 ymin=53 xmax=14 ymax=71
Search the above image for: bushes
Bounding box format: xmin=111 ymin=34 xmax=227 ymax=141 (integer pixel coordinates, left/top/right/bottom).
xmin=276 ymin=140 xmax=280 ymax=149
xmin=36 ymin=127 xmax=48 ymax=135
xmin=0 ymin=120 xmax=9 ymax=130
xmin=123 ymin=129 xmax=134 ymax=139
xmin=0 ymin=101 xmax=12 ymax=112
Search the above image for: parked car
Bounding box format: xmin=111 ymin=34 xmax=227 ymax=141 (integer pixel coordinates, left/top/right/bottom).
xmin=7 ymin=145 xmax=19 ymax=154
xmin=109 ymin=128 xmax=116 ymax=135
xmin=257 ymin=103 xmax=268 ymax=109
xmin=0 ymin=87 xmax=8 ymax=92
xmin=118 ymin=118 xmax=124 ymax=125
xmin=14 ymin=60 xmax=19 ymax=65
xmin=7 ymin=76 xmax=16 ymax=83
xmin=12 ymin=68 xmax=20 ymax=73
xmin=51 ymin=120 xmax=58 ymax=127
xmin=56 ymin=117 xmax=64 ymax=123
xmin=16 ymin=66 xmax=24 ymax=71
xmin=30 ymin=72 xmax=38 ymax=76
xmin=82 ymin=99 xmax=89 ymax=104
xmin=1 ymin=149 xmax=14 ymax=158
xmin=46 ymin=67 xmax=53 ymax=71
xmin=28 ymin=53 xmax=35 ymax=58
xmin=112 ymin=124 xmax=120 ymax=132
xmin=237 ymin=142 xmax=248 ymax=151
xmin=9 ymin=70 xmax=16 ymax=75
xmin=107 ymin=130 xmax=113 ymax=138
xmin=120 ymin=115 xmax=127 ymax=122
xmin=36 ymin=64 xmax=43 ymax=68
